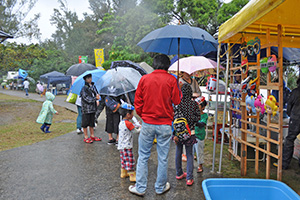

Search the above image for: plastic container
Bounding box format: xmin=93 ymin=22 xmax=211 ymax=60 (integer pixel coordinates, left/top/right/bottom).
xmin=202 ymin=178 xmax=300 ymax=200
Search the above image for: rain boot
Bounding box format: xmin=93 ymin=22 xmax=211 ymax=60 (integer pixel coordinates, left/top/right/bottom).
xmin=120 ymin=168 xmax=129 ymax=178
xmin=128 ymin=171 xmax=136 ymax=182
xmin=40 ymin=124 xmax=46 ymax=132
xmin=45 ymin=126 xmax=51 ymax=133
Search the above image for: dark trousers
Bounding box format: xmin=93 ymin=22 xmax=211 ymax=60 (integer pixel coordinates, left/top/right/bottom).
xmin=283 ymin=118 xmax=300 ymax=169
xmin=175 ymin=144 xmax=193 ymax=180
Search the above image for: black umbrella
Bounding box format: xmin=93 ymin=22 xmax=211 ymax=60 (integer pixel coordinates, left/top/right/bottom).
xmin=66 ymin=63 xmax=97 ymax=76
xmin=111 ymin=60 xmax=147 ymax=76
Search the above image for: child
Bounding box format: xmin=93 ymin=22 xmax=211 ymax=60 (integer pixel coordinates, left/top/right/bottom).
xmin=173 ymin=84 xmax=200 ymax=186
xmin=118 ymin=102 xmax=140 ymax=182
xmin=80 ymin=73 xmax=102 ymax=144
xmin=36 ymin=92 xmax=59 ymax=133
xmin=193 ymin=97 xmax=208 ymax=173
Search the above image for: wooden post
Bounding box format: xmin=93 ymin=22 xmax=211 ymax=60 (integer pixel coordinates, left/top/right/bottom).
xmin=266 ymin=28 xmax=271 ymax=179
xmin=277 ymin=24 xmax=283 ymax=181
xmin=241 ymin=38 xmax=247 ymax=176
xmin=255 ymin=52 xmax=261 ymax=175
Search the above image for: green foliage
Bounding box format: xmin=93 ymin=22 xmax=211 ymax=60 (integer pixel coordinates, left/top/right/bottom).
xmin=0 ymin=0 xmax=40 ymax=39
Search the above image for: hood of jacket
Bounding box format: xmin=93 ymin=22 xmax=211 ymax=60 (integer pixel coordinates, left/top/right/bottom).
xmin=45 ymin=92 xmax=55 ymax=101
xmin=181 ymin=83 xmax=192 ymax=100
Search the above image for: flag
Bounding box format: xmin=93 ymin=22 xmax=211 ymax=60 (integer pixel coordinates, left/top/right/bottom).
xmin=94 ymin=49 xmax=105 ymax=67
xmin=79 ymin=56 xmax=88 ymax=63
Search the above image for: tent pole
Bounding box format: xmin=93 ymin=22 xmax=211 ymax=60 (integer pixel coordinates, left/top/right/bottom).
xmin=177 ymin=38 xmax=180 ymax=84
xmin=218 ymin=43 xmax=230 ymax=173
xmin=211 ymin=43 xmax=221 ymax=172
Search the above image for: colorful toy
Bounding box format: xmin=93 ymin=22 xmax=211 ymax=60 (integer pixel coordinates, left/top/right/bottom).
xmin=268 ymin=55 xmax=277 ymax=72
xmin=254 ymin=95 xmax=265 ymax=114
xmin=247 ymin=37 xmax=261 ymax=56
xmin=260 ymin=57 xmax=269 ymax=74
xmin=241 ymin=76 xmax=251 ymax=93
xmin=246 ymin=95 xmax=257 ymax=115
xmin=240 ymin=41 xmax=248 ymax=57
xmin=265 ymin=95 xmax=278 ymax=116
xmin=241 ymin=58 xmax=249 ymax=75
xmin=207 ymin=75 xmax=217 ymax=91
xmin=248 ymin=76 xmax=259 ymax=96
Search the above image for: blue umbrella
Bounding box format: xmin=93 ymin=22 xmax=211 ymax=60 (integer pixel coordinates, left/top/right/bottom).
xmin=137 ymin=24 xmax=218 ymax=56
xmin=137 ymin=24 xmax=218 ymax=80
xmin=69 ymin=69 xmax=106 ymax=95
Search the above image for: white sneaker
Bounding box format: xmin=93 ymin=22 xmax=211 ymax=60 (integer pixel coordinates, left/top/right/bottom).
xmin=76 ymin=129 xmax=82 ymax=133
xmin=156 ymin=182 xmax=170 ymax=195
xmin=128 ymin=185 xmax=145 ymax=196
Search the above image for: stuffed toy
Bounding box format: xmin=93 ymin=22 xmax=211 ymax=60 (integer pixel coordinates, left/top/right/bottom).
xmin=265 ymin=95 xmax=278 ymax=116
xmin=254 ymin=95 xmax=265 ymax=114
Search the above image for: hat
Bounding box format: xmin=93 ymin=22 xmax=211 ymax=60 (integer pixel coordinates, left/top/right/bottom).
xmin=83 ymin=73 xmax=92 ymax=80
xmin=195 ymin=96 xmax=205 ymax=105
xmin=120 ymin=102 xmax=135 ymax=111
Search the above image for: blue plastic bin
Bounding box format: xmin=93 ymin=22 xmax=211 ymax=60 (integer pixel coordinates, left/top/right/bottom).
xmin=202 ymin=178 xmax=300 ymax=200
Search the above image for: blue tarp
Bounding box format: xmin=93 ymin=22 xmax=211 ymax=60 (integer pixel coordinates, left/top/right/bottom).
xmin=40 ymin=71 xmax=71 ymax=87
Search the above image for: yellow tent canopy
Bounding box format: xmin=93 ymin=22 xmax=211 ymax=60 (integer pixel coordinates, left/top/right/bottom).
xmin=218 ymin=0 xmax=300 ymax=48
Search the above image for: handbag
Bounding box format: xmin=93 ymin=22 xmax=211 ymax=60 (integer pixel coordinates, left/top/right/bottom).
xmin=105 ymin=96 xmax=120 ymax=113
xmin=66 ymin=92 xmax=77 ymax=104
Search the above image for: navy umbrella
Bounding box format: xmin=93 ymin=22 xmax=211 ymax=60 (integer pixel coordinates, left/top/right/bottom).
xmin=137 ymin=24 xmax=218 ymax=80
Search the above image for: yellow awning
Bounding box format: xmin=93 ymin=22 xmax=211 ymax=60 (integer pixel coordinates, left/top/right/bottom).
xmin=218 ymin=0 xmax=300 ymax=48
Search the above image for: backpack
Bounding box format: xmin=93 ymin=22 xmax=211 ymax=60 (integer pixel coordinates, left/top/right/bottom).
xmin=105 ymin=96 xmax=120 ymax=113
xmin=173 ymin=117 xmax=191 ymax=142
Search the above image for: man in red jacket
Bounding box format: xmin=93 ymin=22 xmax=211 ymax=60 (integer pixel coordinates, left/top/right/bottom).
xmin=129 ymin=54 xmax=181 ymax=196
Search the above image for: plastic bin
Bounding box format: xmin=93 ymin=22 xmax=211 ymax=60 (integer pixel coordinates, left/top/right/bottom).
xmin=202 ymin=178 xmax=300 ymax=200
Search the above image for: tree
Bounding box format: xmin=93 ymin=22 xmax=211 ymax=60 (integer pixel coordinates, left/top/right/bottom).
xmin=0 ymin=0 xmax=40 ymax=40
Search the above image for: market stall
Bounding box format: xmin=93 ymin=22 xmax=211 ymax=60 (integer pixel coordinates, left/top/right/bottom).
xmin=213 ymin=0 xmax=300 ymax=181
xmin=40 ymin=71 xmax=71 ymax=94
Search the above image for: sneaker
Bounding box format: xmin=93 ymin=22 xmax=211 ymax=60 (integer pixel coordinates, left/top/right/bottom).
xmin=107 ymin=138 xmax=116 ymax=145
xmin=76 ymin=129 xmax=82 ymax=134
xmin=156 ymin=182 xmax=171 ymax=195
xmin=128 ymin=185 xmax=145 ymax=196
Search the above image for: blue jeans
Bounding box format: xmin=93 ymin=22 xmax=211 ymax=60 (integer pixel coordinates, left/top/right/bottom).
xmin=176 ymin=143 xmax=193 ymax=180
xmin=76 ymin=106 xmax=82 ymax=129
xmin=136 ymin=122 xmax=172 ymax=194
xmin=25 ymin=88 xmax=28 ymax=96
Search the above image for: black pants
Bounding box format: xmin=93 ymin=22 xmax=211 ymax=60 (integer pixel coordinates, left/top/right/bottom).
xmin=282 ymin=118 xmax=300 ymax=169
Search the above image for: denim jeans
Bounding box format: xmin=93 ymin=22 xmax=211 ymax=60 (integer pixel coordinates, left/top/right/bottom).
xmin=136 ymin=122 xmax=172 ymax=194
xmin=76 ymin=106 xmax=82 ymax=129
xmin=193 ymin=138 xmax=205 ymax=165
xmin=175 ymin=143 xmax=193 ymax=180
xmin=25 ymin=88 xmax=28 ymax=96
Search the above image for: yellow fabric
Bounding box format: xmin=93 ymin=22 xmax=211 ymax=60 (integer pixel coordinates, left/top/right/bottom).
xmin=218 ymin=0 xmax=300 ymax=48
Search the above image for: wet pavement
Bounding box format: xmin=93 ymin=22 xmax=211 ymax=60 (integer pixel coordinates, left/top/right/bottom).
xmin=0 ymin=90 xmax=221 ymax=199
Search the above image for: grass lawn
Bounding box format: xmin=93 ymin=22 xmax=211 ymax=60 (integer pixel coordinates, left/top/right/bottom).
xmin=0 ymin=93 xmax=77 ymax=152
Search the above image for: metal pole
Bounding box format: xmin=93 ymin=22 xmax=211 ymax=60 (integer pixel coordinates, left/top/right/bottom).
xmin=218 ymin=43 xmax=230 ymax=173
xmin=177 ymin=38 xmax=180 ymax=84
xmin=211 ymin=43 xmax=221 ymax=172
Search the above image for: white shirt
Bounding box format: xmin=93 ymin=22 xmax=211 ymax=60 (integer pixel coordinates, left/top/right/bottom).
xmin=117 ymin=120 xmax=135 ymax=150
xmin=23 ymin=80 xmax=29 ymax=89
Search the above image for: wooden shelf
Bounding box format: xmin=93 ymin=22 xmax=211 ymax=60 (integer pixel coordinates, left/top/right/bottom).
xmin=228 ymin=149 xmax=241 ymax=162
xmin=229 ymin=108 xmax=242 ymax=113
xmin=230 ymin=98 xmax=242 ymax=102
xmin=249 ymin=66 xmax=260 ymax=70
xmin=230 ymin=66 xmax=241 ymax=71
xmin=259 ymin=85 xmax=280 ymax=90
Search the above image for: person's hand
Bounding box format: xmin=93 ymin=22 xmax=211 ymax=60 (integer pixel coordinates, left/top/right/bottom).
xmin=96 ymin=101 xmax=100 ymax=106
xmin=173 ymin=136 xmax=179 ymax=145
xmin=56 ymin=112 xmax=59 ymax=115
xmin=96 ymin=94 xmax=100 ymax=100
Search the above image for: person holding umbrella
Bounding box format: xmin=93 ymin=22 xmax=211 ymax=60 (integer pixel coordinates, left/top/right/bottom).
xmin=129 ymin=54 xmax=181 ymax=196
xmin=80 ymin=73 xmax=102 ymax=143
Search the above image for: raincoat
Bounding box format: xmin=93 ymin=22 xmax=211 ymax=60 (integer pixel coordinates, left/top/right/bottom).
xmin=36 ymin=92 xmax=57 ymax=124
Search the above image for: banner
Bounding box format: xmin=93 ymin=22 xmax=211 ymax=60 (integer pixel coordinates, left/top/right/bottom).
xmin=79 ymin=56 xmax=88 ymax=63
xmin=94 ymin=49 xmax=105 ymax=67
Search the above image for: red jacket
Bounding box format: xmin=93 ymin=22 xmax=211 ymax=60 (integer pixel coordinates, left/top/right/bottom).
xmin=134 ymin=70 xmax=181 ymax=125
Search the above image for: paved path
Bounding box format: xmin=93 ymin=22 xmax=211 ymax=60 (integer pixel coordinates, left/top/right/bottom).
xmin=0 ymin=90 xmax=221 ymax=199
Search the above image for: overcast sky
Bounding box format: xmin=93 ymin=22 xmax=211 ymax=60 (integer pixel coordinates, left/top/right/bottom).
xmin=13 ymin=0 xmax=233 ymax=44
